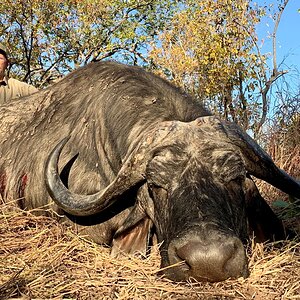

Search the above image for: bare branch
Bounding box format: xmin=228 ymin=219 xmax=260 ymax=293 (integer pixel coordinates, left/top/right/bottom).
xmin=258 ymin=69 xmax=288 ymax=134
xmin=255 ymin=0 xmax=290 ymax=135
xmin=272 ymin=0 xmax=289 ymax=73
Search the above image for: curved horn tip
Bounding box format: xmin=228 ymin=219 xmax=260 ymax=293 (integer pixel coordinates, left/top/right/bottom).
xmin=45 ymin=135 xmax=72 ymax=189
xmin=56 ymin=136 xmax=71 ymax=151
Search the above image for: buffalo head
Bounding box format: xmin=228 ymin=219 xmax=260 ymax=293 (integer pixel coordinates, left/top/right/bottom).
xmin=45 ymin=116 xmax=300 ymax=282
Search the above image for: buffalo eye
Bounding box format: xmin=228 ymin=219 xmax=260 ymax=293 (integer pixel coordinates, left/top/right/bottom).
xmin=222 ymin=172 xmax=246 ymax=185
xmin=230 ymin=173 xmax=246 ymax=185
xmin=147 ymin=183 xmax=168 ymax=204
xmin=213 ymin=152 xmax=246 ymax=185
xmin=146 ymin=146 xmax=187 ymax=189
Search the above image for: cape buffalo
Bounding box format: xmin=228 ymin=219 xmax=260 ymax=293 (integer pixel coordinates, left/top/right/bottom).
xmin=0 ymin=61 xmax=299 ymax=282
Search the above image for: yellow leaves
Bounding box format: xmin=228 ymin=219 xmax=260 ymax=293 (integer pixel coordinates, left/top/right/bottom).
xmin=231 ymin=48 xmax=239 ymax=55
xmin=209 ymin=51 xmax=216 ymax=59
xmin=149 ymin=0 xmax=263 ymax=102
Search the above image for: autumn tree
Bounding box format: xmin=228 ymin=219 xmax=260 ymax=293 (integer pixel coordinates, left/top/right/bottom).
xmin=0 ymin=0 xmax=177 ymax=87
xmin=1 ymin=0 xmax=295 ymax=137
xmin=150 ymin=0 xmax=290 ymax=135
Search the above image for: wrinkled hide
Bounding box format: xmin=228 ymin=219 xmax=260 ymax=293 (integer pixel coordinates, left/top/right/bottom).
xmin=1 ymin=61 xmax=299 ymax=283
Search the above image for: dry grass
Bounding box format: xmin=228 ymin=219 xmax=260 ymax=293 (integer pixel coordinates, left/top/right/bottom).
xmin=257 ymin=144 xmax=300 ymax=202
xmin=0 ymin=202 xmax=299 ymax=300
xmin=256 ymin=139 xmax=300 ymax=233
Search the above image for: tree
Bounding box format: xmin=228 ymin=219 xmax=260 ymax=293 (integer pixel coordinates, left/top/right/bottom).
xmin=1 ymin=0 xmax=296 ymax=137
xmin=149 ymin=0 xmax=291 ymax=135
xmin=0 ymin=0 xmax=177 ymax=87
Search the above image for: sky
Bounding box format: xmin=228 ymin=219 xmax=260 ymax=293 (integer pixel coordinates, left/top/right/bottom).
xmin=274 ymin=0 xmax=300 ymax=71
xmin=256 ymin=0 xmax=300 ymax=86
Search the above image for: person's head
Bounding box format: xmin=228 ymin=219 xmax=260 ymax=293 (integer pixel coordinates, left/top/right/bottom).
xmin=0 ymin=43 xmax=9 ymax=80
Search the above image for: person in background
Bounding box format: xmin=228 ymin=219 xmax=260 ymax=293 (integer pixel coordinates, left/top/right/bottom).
xmin=0 ymin=43 xmax=38 ymax=104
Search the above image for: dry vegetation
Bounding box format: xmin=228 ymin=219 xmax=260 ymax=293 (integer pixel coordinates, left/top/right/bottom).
xmin=0 ymin=201 xmax=299 ymax=300
xmin=257 ymin=117 xmax=300 ymax=233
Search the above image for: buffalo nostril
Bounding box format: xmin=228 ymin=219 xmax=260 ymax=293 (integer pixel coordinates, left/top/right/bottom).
xmin=168 ymin=236 xmax=248 ymax=282
xmin=221 ymin=239 xmax=249 ymax=278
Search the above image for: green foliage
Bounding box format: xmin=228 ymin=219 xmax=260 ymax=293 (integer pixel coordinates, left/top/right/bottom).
xmin=0 ymin=0 xmax=177 ymax=87
xmin=272 ymin=198 xmax=300 ymax=220
xmin=272 ymin=199 xmax=290 ymax=209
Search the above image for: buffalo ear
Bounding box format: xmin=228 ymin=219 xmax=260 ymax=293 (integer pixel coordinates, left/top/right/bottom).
xmin=244 ymin=178 xmax=293 ymax=242
xmin=111 ymin=185 xmax=155 ymax=257
xmin=111 ymin=203 xmax=153 ymax=257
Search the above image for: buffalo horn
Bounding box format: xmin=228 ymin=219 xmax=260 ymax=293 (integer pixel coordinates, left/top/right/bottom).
xmin=45 ymin=137 xmax=147 ymax=216
xmin=223 ymin=121 xmax=300 ymax=198
xmin=45 ymin=122 xmax=174 ymax=216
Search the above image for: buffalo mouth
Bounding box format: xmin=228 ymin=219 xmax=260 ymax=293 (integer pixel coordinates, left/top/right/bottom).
xmin=161 ymin=232 xmax=249 ymax=282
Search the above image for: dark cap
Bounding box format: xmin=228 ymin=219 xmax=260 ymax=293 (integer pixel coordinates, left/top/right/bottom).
xmin=0 ymin=43 xmax=8 ymax=59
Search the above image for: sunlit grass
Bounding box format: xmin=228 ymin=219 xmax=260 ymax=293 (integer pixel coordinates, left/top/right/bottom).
xmin=0 ymin=203 xmax=299 ymax=299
